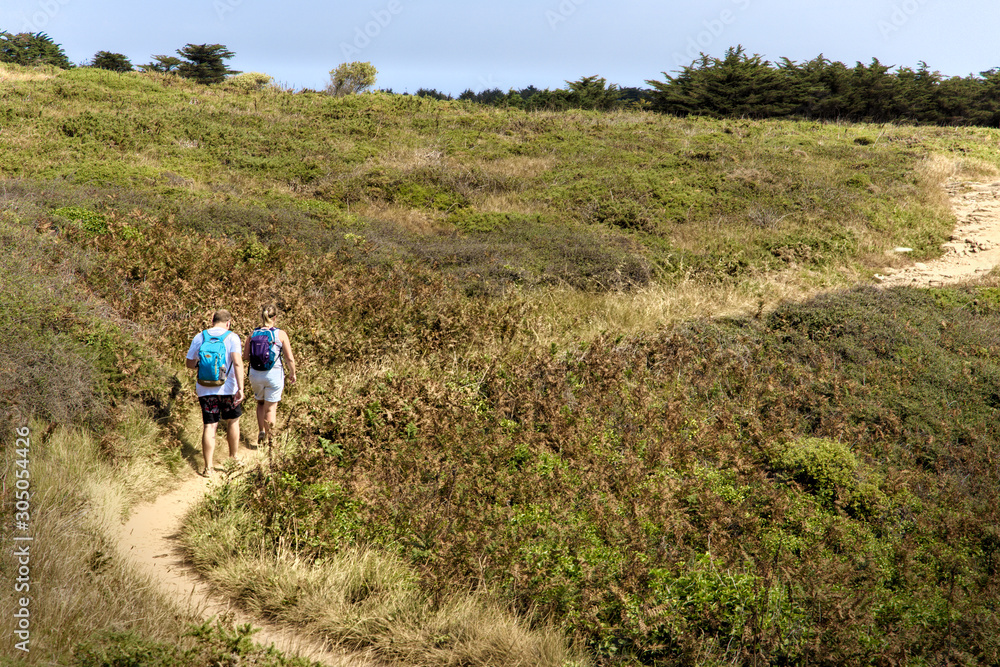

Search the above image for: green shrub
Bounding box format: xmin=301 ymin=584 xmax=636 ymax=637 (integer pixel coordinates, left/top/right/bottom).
xmin=59 ymin=111 xmax=159 ymax=151
xmin=772 ymin=437 xmax=859 ymax=506
xmin=227 ymin=71 xmax=273 ymax=91
xmin=327 ymin=61 xmax=377 ymax=96
xmin=73 ymin=631 xmax=183 ymax=667
xmin=89 ymin=51 xmax=133 ymax=73
xmin=72 ymin=622 xmax=317 ymax=667
xmin=53 ymin=205 xmax=108 ymax=234
xmin=592 ymin=198 xmax=654 ymax=232
xmin=238 ymin=234 xmax=269 ymax=265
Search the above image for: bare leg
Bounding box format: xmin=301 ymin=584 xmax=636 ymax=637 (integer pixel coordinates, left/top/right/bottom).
xmin=225 ymin=417 xmax=240 ymax=460
xmin=256 ymin=400 xmax=267 ymax=442
xmin=263 ymin=401 xmax=279 ymax=441
xmin=202 ymin=422 xmax=219 ymax=474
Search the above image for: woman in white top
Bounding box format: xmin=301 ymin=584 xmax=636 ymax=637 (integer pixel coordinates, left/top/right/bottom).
xmin=243 ymin=304 xmax=297 ymax=446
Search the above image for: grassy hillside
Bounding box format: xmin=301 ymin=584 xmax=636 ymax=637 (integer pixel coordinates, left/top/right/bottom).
xmin=4 ymin=65 xmax=1000 ymax=297
xmin=3 ymin=62 xmax=1000 ymax=666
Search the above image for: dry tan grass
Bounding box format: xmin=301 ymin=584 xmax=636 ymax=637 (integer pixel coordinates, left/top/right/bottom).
xmin=0 ymin=420 xmax=195 ymax=664
xmin=381 ymin=145 xmax=451 ymax=173
xmin=357 ymin=201 xmax=447 ymax=235
xmin=476 ymin=155 xmax=555 ymax=180
xmin=384 ymin=114 xmax=544 ymax=177
xmin=526 ymin=266 xmax=861 ymax=345
xmin=525 ymin=152 xmax=985 ymax=343
xmin=473 ymin=192 xmax=543 ymax=214
xmin=917 ymin=154 xmax=963 ymax=210
xmin=951 ymin=157 xmax=1000 ymax=181
xmin=0 ymin=63 xmax=57 ymax=82
xmin=668 ymin=214 xmax=771 ymax=253
xmin=184 ymin=492 xmax=590 ymax=667
xmin=345 ymin=144 xmax=555 ymax=220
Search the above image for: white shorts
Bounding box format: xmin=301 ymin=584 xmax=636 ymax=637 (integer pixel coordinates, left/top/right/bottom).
xmin=249 ymin=364 xmax=284 ymax=403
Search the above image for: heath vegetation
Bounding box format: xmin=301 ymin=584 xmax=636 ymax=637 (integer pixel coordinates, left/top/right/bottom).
xmin=2 ymin=60 xmax=1000 ymax=666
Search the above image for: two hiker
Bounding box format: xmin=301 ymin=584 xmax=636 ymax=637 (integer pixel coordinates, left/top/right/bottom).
xmin=185 ymin=306 xmax=297 ymax=477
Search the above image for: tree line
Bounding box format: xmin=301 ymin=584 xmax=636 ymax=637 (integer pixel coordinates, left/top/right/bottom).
xmin=4 ymin=32 xmax=999 ymax=128
xmin=645 ymin=45 xmax=1000 ymax=127
xmin=407 ymin=76 xmax=648 ymax=112
xmin=0 ymin=32 xmax=238 ymax=84
xmin=454 ymin=47 xmax=1000 ymax=127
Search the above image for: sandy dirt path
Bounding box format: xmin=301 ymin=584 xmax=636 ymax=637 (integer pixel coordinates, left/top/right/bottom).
xmin=117 ymin=464 xmax=373 ymax=666
xmin=875 ymin=180 xmax=1000 ymax=287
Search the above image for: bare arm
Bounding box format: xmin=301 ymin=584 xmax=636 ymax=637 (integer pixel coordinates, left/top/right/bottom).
xmin=186 ymin=332 xmax=201 ymax=370
xmin=231 ymin=350 xmax=245 ymax=404
xmin=242 ymin=334 xmax=251 ymax=362
xmin=280 ymin=329 xmax=297 ymax=384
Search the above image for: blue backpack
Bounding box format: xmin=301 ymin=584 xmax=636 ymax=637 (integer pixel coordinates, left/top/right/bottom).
xmin=248 ymin=327 xmax=278 ymax=371
xmin=197 ymin=330 xmax=231 ymax=387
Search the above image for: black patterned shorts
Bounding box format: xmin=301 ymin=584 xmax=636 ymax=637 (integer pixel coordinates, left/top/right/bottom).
xmin=198 ymin=395 xmax=243 ymax=424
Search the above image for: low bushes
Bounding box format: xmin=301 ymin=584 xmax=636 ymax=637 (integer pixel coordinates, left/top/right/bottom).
xmin=231 ymin=286 xmax=1000 ymax=665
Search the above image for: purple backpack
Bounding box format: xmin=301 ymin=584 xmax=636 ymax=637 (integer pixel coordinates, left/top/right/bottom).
xmin=248 ymin=328 xmax=278 ymax=371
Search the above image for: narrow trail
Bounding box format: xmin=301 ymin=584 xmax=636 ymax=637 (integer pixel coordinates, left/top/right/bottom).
xmin=875 ymin=180 xmax=1000 ymax=287
xmin=114 ymin=180 xmax=1000 ymax=666
xmin=116 ymin=457 xmax=375 ymax=667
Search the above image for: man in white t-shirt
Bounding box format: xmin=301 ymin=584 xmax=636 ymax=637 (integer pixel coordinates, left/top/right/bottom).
xmin=185 ymin=309 xmax=245 ymax=477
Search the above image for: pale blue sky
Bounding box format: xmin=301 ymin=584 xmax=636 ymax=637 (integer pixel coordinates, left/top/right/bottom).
xmin=2 ymin=0 xmax=997 ymax=94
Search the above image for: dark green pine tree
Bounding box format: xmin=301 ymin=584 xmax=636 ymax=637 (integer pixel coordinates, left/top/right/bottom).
xmin=0 ymin=31 xmax=72 ymax=68
xmin=565 ymin=75 xmax=622 ymax=110
xmin=893 ymin=61 xmax=941 ymax=122
xmin=788 ymin=55 xmax=852 ymax=120
xmin=647 ymin=46 xmax=795 ymax=119
xmin=139 ymin=54 xmax=182 ymax=73
xmin=935 ymin=75 xmax=981 ymax=126
xmin=645 ymin=53 xmax=714 ymax=117
xmin=709 ymin=46 xmax=795 ymax=118
xmin=175 ymin=43 xmax=238 ymax=84
xmin=844 ymin=58 xmax=901 ymax=123
xmin=90 ymin=50 xmax=133 ymax=72
xmin=974 ymin=68 xmax=1000 ymax=127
